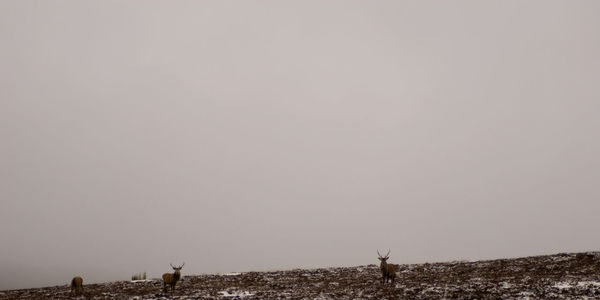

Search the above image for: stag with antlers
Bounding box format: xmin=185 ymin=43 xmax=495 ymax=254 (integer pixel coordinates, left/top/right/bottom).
xmin=162 ymin=263 xmax=184 ymax=292
xmin=377 ymin=250 xmax=398 ymax=284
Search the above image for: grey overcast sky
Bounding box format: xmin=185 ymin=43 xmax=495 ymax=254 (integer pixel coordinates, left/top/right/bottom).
xmin=1 ymin=0 xmax=599 ymax=290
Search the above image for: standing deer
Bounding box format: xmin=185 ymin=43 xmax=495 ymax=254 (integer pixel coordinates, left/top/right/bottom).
xmin=71 ymin=276 xmax=83 ymax=294
xmin=162 ymin=263 xmax=184 ymax=292
xmin=377 ymin=250 xmax=397 ymax=284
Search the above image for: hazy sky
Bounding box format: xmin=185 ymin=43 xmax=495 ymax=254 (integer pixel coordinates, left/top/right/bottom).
xmin=1 ymin=0 xmax=599 ymax=290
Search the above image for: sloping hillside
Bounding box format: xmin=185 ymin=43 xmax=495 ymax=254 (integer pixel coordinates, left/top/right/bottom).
xmin=2 ymin=252 xmax=599 ymax=299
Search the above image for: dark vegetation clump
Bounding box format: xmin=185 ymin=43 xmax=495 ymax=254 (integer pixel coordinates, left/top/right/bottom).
xmin=131 ymin=272 xmax=146 ymax=281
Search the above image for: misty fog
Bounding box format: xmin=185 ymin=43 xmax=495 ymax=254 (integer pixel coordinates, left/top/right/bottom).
xmin=1 ymin=1 xmax=599 ymax=290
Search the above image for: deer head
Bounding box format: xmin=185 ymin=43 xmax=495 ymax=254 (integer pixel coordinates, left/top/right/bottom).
xmin=377 ymin=249 xmax=390 ymax=263
xmin=170 ymin=262 xmax=185 ymax=274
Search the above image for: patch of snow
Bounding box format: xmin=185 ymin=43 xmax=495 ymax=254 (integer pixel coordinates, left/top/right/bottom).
xmin=312 ymin=293 xmax=332 ymax=300
xmin=223 ymin=272 xmax=241 ymax=276
xmin=550 ymin=255 xmax=572 ymax=262
xmin=553 ymin=282 xmax=572 ymax=289
xmin=422 ymin=286 xmax=439 ymax=293
xmin=130 ymin=279 xmax=154 ymax=283
xmin=518 ymin=291 xmax=534 ymax=300
xmin=501 ymin=282 xmax=512 ymax=289
xmin=577 ymin=281 xmax=600 ymax=287
xmin=218 ymin=290 xmax=254 ymax=298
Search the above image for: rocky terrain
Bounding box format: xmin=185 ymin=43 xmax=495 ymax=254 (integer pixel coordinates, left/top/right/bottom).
xmin=2 ymin=252 xmax=600 ymax=299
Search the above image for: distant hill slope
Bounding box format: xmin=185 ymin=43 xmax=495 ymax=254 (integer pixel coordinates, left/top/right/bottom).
xmin=2 ymin=252 xmax=599 ymax=299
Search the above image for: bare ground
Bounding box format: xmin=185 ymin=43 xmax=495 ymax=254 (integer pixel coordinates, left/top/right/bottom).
xmin=2 ymin=252 xmax=600 ymax=299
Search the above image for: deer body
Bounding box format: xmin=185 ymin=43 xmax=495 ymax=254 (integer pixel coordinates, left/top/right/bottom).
xmin=71 ymin=276 xmax=83 ymax=294
xmin=162 ymin=263 xmax=184 ymax=292
xmin=377 ymin=250 xmax=397 ymax=284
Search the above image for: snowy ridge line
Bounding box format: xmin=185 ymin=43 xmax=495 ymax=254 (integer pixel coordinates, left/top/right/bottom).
xmin=1 ymin=251 xmax=600 ymax=299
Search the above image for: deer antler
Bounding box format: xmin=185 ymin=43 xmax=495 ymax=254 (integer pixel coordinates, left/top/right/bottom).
xmin=385 ymin=249 xmax=391 ymax=258
xmin=377 ymin=250 xmax=382 ymax=258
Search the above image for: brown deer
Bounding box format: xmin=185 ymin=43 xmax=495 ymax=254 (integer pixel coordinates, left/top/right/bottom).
xmin=377 ymin=250 xmax=397 ymax=284
xmin=162 ymin=263 xmax=184 ymax=292
xmin=70 ymin=276 xmax=83 ymax=294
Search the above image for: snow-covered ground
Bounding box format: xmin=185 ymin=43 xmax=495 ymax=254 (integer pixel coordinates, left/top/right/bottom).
xmin=2 ymin=252 xmax=600 ymax=299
